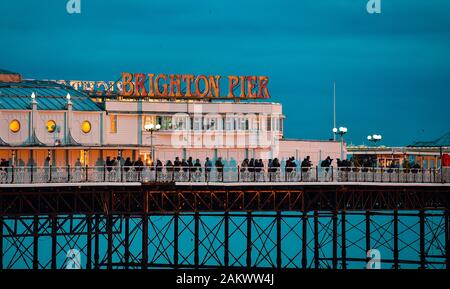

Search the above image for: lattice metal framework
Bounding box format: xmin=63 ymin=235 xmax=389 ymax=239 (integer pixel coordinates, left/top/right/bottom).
xmin=0 ymin=184 xmax=448 ymax=269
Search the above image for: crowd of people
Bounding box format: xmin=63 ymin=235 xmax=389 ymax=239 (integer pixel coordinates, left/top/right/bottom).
xmin=0 ymin=155 xmax=425 ymax=174
xmin=93 ymin=155 xmax=320 ymax=174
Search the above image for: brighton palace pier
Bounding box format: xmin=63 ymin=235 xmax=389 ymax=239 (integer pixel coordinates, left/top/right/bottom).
xmin=0 ymin=69 xmax=343 ymax=177
xmin=0 ymin=69 xmax=449 ymax=270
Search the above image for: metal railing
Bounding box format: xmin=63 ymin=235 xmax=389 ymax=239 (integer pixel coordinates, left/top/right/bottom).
xmin=0 ymin=165 xmax=448 ymax=184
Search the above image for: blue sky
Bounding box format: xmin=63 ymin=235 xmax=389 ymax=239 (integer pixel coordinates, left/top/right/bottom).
xmin=1 ymin=0 xmax=449 ymax=146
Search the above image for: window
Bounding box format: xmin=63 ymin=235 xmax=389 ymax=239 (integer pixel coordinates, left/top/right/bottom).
xmin=255 ymin=116 xmax=260 ymax=131
xmin=225 ymin=117 xmax=234 ymax=131
xmin=81 ymin=121 xmax=91 ymax=133
xmin=143 ymin=115 xmax=156 ymax=129
xmin=235 ymin=117 xmax=246 ymax=131
xmin=204 ymin=116 xmax=220 ymax=131
xmin=161 ymin=116 xmax=172 ymax=130
xmin=46 ymin=120 xmax=56 ymax=133
xmin=267 ymin=117 xmax=271 ymax=131
xmin=272 ymin=117 xmax=279 ymax=131
xmin=9 ymin=119 xmax=20 ymax=133
xmin=193 ymin=117 xmax=202 ymax=131
xmin=173 ymin=115 xmax=189 ymax=130
xmin=80 ymin=150 xmax=89 ymax=165
xmin=110 ymin=115 xmax=117 ymax=133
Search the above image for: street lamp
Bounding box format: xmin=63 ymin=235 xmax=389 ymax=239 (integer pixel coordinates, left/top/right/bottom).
xmin=333 ymin=126 xmax=348 ymax=159
xmin=367 ymin=134 xmax=382 ymax=146
xmin=144 ymin=123 xmax=161 ymax=163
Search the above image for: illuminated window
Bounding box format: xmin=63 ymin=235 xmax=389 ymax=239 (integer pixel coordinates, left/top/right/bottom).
xmin=46 ymin=120 xmax=56 ymax=133
xmin=9 ymin=119 xmax=20 ymax=133
xmin=81 ymin=121 xmax=91 ymax=133
xmin=110 ymin=115 xmax=117 ymax=133
xmin=143 ymin=115 xmax=156 ymax=129
xmin=80 ymin=150 xmax=89 ymax=165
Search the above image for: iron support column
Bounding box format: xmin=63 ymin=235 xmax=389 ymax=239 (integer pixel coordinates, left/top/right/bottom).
xmin=124 ymin=215 xmax=130 ymax=269
xmin=142 ymin=213 xmax=148 ymax=269
xmin=33 ymin=215 xmax=39 ymax=270
xmin=194 ymin=212 xmax=200 ymax=268
xmin=51 ymin=215 xmax=57 ymax=269
xmin=393 ymin=209 xmax=399 ymax=269
xmin=341 ymin=211 xmax=347 ymax=269
xmin=107 ymin=214 xmax=113 ymax=269
xmin=224 ymin=212 xmax=229 ymax=267
xmin=94 ymin=214 xmax=100 ymax=269
xmin=366 ymin=211 xmax=371 ymax=266
xmin=419 ymin=210 xmax=425 ymax=269
xmin=0 ymin=216 xmax=3 ymax=270
xmin=445 ymin=209 xmax=449 ymax=270
xmin=332 ymin=210 xmax=338 ymax=269
xmin=314 ymin=210 xmax=319 ymax=269
xmin=246 ymin=212 xmax=252 ymax=268
xmin=276 ymin=211 xmax=282 ymax=269
xmin=173 ymin=213 xmax=179 ymax=268
xmin=86 ymin=214 xmax=92 ymax=270
xmin=301 ymin=211 xmax=308 ymax=269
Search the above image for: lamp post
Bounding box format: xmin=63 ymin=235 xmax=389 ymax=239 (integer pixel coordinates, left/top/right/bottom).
xmin=144 ymin=123 xmax=161 ymax=164
xmin=367 ymin=134 xmax=382 ymax=146
xmin=333 ymin=126 xmax=348 ymax=159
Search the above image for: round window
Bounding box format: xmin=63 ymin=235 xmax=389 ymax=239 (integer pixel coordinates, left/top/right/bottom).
xmin=46 ymin=120 xmax=56 ymax=133
xmin=81 ymin=120 xmax=91 ymax=133
xmin=9 ymin=119 xmax=20 ymax=133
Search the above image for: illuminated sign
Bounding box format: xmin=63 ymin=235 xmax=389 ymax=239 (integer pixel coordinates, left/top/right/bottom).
xmin=55 ymin=80 xmax=122 ymax=93
xmin=121 ymin=72 xmax=271 ymax=99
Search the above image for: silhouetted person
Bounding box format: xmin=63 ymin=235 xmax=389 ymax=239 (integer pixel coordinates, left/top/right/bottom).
xmin=181 ymin=158 xmax=189 ymax=172
xmin=174 ymin=157 xmax=181 ymax=172
xmin=124 ymin=157 xmax=133 ymax=172
xmin=166 ymin=160 xmax=173 ymax=172
xmin=215 ymin=157 xmax=224 ymax=173
xmin=301 ymin=156 xmax=312 ymax=172
xmin=321 ymin=156 xmax=333 ymax=172
xmin=205 ymin=157 xmax=212 ymax=173
xmin=194 ymin=159 xmax=202 ymax=172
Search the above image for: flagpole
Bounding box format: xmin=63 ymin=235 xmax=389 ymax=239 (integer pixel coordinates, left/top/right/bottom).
xmin=333 ymin=81 xmax=336 ymax=141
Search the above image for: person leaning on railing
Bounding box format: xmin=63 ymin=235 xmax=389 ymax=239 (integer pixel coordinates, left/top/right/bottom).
xmin=320 ymin=156 xmax=333 ymax=173
xmin=285 ymin=157 xmax=297 ymax=173
xmin=301 ymin=156 xmax=312 ymax=172
xmin=240 ymin=159 xmax=249 ymax=172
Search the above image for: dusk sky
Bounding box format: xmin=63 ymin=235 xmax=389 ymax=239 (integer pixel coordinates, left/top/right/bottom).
xmin=1 ymin=0 xmax=449 ymax=146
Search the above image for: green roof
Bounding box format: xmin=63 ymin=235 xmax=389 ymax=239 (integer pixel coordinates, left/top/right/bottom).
xmin=0 ymin=80 xmax=102 ymax=111
xmin=409 ymin=131 xmax=450 ymax=147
